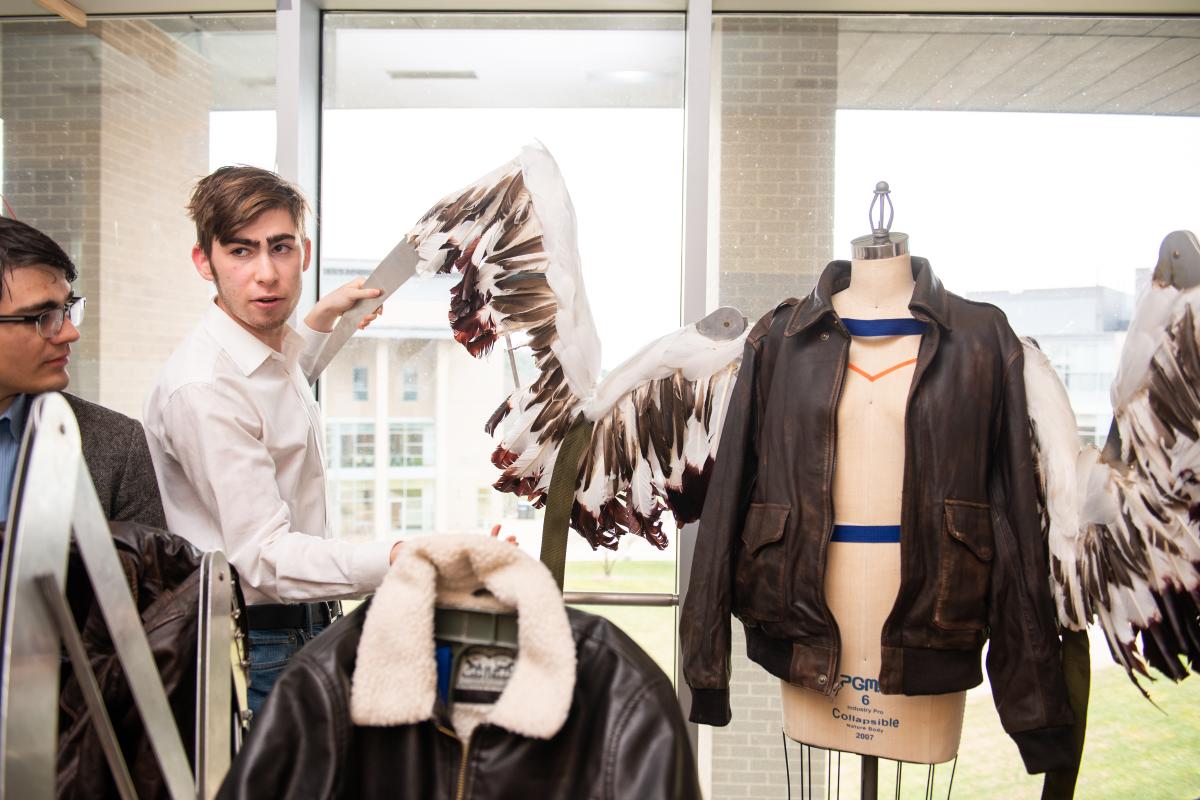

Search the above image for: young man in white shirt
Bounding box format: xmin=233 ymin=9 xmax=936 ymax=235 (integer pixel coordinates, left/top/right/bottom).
xmin=144 ymin=167 xmax=400 ymax=714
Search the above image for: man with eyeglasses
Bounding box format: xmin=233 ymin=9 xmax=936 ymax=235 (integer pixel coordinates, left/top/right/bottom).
xmin=0 ymin=216 xmax=166 ymax=529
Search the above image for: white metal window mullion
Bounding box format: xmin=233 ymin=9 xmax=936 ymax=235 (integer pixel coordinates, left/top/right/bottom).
xmin=680 ymin=0 xmax=715 ymax=792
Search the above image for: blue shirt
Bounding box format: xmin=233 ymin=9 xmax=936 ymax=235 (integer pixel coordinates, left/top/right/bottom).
xmin=0 ymin=393 xmax=30 ymax=525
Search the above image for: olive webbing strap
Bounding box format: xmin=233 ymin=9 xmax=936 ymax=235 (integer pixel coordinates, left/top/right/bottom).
xmin=538 ymin=415 xmax=595 ymax=591
xmin=1041 ymin=628 xmax=1090 ymax=800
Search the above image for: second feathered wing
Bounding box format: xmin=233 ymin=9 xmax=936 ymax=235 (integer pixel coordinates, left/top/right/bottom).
xmin=573 ymin=308 xmax=748 ymax=550
xmin=1023 ymin=280 xmax=1200 ymax=687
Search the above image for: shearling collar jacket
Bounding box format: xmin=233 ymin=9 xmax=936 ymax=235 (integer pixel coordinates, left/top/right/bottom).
xmin=680 ymin=258 xmax=1075 ymax=775
xmin=218 ymin=535 xmax=700 ymax=800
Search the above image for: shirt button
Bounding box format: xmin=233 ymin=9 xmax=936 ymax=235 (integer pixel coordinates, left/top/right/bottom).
xmin=820 ymin=332 xmax=830 ymax=341
xmin=817 ymin=674 xmax=827 ymax=685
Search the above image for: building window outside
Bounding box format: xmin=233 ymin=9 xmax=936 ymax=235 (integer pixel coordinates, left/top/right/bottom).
xmin=351 ymin=365 xmax=369 ymax=401
xmin=326 ymin=421 xmax=375 ymax=469
xmin=336 ymin=480 xmax=374 ymax=540
xmin=401 ymin=367 xmax=419 ymax=401
xmin=389 ymin=421 xmax=432 ymax=467
xmin=389 ymin=481 xmax=433 ymax=533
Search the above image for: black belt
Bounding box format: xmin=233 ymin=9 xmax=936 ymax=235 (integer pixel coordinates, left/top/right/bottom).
xmin=245 ymin=601 xmax=338 ymax=631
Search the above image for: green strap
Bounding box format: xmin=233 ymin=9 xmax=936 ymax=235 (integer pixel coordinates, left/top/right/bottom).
xmin=1042 ymin=628 xmax=1091 ymax=800
xmin=538 ymin=415 xmax=595 ymax=591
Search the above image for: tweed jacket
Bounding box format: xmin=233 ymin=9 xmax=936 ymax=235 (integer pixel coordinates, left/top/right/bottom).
xmin=64 ymin=392 xmax=166 ymax=528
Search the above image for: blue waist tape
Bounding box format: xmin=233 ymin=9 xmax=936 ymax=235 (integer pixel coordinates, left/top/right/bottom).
xmin=831 ymin=524 xmax=901 ymax=543
xmin=841 ymin=318 xmax=927 ymax=337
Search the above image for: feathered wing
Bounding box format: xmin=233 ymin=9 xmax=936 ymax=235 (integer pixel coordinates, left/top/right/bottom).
xmin=406 ymin=143 xmax=601 ymax=502
xmin=571 ymin=309 xmax=748 ymax=550
xmin=1023 ymin=286 xmax=1200 ymax=687
xmin=1105 ymin=282 xmax=1200 ymax=680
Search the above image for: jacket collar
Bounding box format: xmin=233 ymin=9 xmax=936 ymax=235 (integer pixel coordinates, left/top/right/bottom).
xmin=350 ymin=534 xmax=576 ymax=740
xmin=202 ymin=301 xmax=303 ymax=377
xmin=785 ymin=256 xmax=951 ymax=337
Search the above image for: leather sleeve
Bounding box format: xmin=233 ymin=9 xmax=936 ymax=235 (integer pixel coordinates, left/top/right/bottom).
xmin=679 ymin=332 xmax=762 ymax=726
xmin=985 ymin=346 xmax=1076 ymax=774
xmin=217 ymin=659 xmax=347 ymax=799
xmin=607 ymin=679 xmax=703 ymax=800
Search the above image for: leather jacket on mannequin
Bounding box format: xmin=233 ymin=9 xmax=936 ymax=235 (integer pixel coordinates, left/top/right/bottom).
xmin=680 ymin=257 xmax=1075 ymax=774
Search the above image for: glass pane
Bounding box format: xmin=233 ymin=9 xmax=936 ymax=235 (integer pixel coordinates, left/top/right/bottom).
xmin=710 ymin=14 xmax=1200 ymax=799
xmin=320 ymin=14 xmax=686 ymax=607
xmin=0 ymin=15 xmax=276 ymax=421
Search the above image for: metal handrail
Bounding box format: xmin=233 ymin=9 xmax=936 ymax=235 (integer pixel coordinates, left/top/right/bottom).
xmin=563 ymin=591 xmax=678 ymax=607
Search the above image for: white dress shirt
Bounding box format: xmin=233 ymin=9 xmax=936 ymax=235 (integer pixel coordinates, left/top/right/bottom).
xmin=144 ymin=303 xmax=392 ymax=604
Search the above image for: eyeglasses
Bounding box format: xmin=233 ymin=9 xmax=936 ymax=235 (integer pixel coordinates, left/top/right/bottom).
xmin=0 ymin=296 xmax=86 ymax=340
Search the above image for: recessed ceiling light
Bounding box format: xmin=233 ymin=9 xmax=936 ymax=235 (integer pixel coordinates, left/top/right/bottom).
xmin=588 ymin=70 xmax=659 ymax=84
xmin=387 ymin=69 xmax=478 ymax=80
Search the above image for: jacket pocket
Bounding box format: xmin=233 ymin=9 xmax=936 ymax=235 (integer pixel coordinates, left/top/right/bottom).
xmin=933 ymin=499 xmax=995 ymax=632
xmin=734 ymin=503 xmax=790 ymax=624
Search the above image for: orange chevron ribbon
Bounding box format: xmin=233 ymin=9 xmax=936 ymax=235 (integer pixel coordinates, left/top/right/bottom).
xmin=847 ymin=358 xmax=918 ymax=383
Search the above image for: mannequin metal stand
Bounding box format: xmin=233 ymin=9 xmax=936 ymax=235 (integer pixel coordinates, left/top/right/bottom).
xmin=862 ymin=755 xmax=878 ymax=798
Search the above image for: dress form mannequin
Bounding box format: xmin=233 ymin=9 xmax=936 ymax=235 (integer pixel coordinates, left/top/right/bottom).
xmin=780 ymin=218 xmax=966 ymax=763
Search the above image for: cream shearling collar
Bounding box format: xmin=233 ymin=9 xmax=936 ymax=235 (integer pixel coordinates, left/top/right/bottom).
xmin=350 ymin=534 xmax=576 ymax=740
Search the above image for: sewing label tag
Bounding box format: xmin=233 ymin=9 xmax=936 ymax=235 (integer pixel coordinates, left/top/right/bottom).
xmin=452 ymin=646 xmax=516 ymax=705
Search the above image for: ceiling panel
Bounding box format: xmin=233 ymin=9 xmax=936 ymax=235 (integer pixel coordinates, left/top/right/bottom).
xmin=838 ymin=17 xmax=1200 ymax=115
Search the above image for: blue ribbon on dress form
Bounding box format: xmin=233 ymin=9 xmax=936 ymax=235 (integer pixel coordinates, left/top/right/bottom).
xmin=841 ymin=318 xmax=927 ymax=337
xmin=831 ymin=524 xmax=901 ymax=543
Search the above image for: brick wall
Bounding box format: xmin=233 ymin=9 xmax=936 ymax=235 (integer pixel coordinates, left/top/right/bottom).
xmin=716 ymin=17 xmax=838 ymax=324
xmin=709 ymin=16 xmax=839 ymax=799
xmin=2 ymin=19 xmax=213 ymax=420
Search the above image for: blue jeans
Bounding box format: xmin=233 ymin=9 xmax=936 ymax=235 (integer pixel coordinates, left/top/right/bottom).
xmin=247 ymin=624 xmax=325 ymax=719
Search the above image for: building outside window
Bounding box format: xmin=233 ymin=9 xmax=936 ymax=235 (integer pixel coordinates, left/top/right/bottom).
xmin=389 ymin=421 xmax=432 ymax=467
xmin=325 ymin=421 xmax=375 ymax=469
xmin=401 ymin=367 xmax=419 ymax=401
xmin=332 ymin=480 xmax=374 ymax=541
xmin=351 ymin=365 xmax=369 ymax=401
xmin=389 ymin=480 xmax=434 ymax=533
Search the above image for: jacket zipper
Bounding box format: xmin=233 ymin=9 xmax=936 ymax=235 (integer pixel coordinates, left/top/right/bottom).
xmin=819 ymin=316 xmax=851 ymax=693
xmin=435 ymin=724 xmax=473 ymax=800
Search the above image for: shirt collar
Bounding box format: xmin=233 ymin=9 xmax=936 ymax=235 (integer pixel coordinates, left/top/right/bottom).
xmin=0 ymin=393 xmax=30 ymax=438
xmin=203 ymin=301 xmax=303 ymax=376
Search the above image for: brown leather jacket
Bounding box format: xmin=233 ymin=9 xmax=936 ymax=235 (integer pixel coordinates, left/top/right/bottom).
xmin=58 ymin=522 xmax=244 ymax=799
xmin=680 ymin=258 xmax=1075 ymax=774
xmin=217 ymin=605 xmax=700 ymax=800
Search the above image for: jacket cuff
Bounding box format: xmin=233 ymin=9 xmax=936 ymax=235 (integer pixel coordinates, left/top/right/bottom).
xmin=688 ymin=688 xmax=731 ymax=727
xmin=1011 ymin=725 xmax=1076 ymax=774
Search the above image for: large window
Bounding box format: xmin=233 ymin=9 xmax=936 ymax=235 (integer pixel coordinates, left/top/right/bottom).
xmin=320 ymin=12 xmax=686 ymax=673
xmin=710 ymin=14 xmax=1200 ymax=799
xmin=0 ymin=14 xmax=276 ymax=422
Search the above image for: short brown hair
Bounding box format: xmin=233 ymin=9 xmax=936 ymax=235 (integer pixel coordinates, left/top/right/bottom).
xmin=0 ymin=216 xmax=78 ymax=302
xmin=187 ymin=166 xmax=310 ymax=258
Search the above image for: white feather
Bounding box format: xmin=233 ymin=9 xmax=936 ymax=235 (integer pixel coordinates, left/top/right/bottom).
xmin=518 ymin=142 xmax=602 ymax=402
xmin=582 ymin=324 xmax=748 ymax=421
